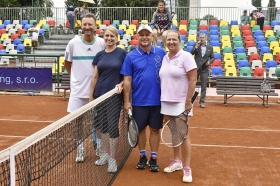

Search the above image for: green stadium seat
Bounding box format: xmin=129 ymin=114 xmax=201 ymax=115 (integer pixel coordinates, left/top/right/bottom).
xmin=220 ymin=25 xmax=229 ymax=31
xmin=267 ymin=36 xmax=277 ymax=44
xmin=236 ymin=53 xmax=247 ymax=61
xmin=220 ymin=30 xmax=230 ymax=36
xmin=252 ymin=25 xmax=261 ymax=32
xmin=233 ymin=41 xmax=244 ymax=49
xmin=113 ymin=20 xmax=120 ymax=26
xmin=276 ymin=30 xmax=280 ymax=38
xmin=239 ymin=67 xmax=252 ymax=77
xmin=30 ymin=20 xmax=37 ymax=25
xmin=223 ymin=46 xmax=233 ymax=55
xmin=189 ymin=25 xmax=197 ymax=30
xmin=20 ymin=34 xmax=28 ymax=41
xmin=232 ymin=36 xmax=242 ymax=43
xmin=42 ymin=24 xmax=50 ymax=31
xmin=264 ymin=20 xmax=269 ymax=25
xmin=189 ymin=20 xmax=198 ymax=26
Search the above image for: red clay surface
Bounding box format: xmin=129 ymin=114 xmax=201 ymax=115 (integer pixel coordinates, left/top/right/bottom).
xmin=0 ymin=94 xmax=280 ymax=185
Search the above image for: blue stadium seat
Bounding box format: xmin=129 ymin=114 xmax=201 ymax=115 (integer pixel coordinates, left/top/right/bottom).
xmin=271 ymin=20 xmax=279 ymax=28
xmin=0 ymin=49 xmax=6 ymax=54
xmin=22 ymin=20 xmax=28 ymax=26
xmin=210 ymin=40 xmax=219 ymax=47
xmin=110 ymin=24 xmax=117 ymax=28
xmin=255 ymin=35 xmax=266 ymax=43
xmin=238 ymin=60 xmax=249 ymax=69
xmin=210 ymin=30 xmax=219 ymax=35
xmin=16 ymin=44 xmax=25 ymax=53
xmin=230 ymin=20 xmax=238 ymax=26
xmin=210 ymin=35 xmax=219 ymax=41
xmin=3 ymin=20 xmax=11 ymax=26
xmin=210 ymin=25 xmax=218 ymax=30
xmin=186 ymin=46 xmax=193 ymax=52
xmin=265 ymin=60 xmax=276 ymax=70
xmin=211 ymin=66 xmax=223 ymax=77
xmin=24 ymin=24 xmax=31 ymax=31
xmin=199 ymin=30 xmax=208 ymax=35
xmin=157 ymin=41 xmax=162 ymax=47
xmin=13 ymin=38 xmax=22 ymax=46
xmin=180 ymin=35 xmax=187 ymax=42
xmin=260 ymin=46 xmax=271 ymax=55
xmin=0 ymin=24 xmax=4 ymax=29
xmin=257 ymin=41 xmax=268 ymax=50
xmin=187 ymin=40 xmax=196 ymax=46
xmin=118 ymin=29 xmax=124 ymax=36
xmin=172 ymin=24 xmax=177 ymax=30
xmin=253 ymin=30 xmax=263 ymax=38
xmin=214 ymin=53 xmax=221 ymax=59
xmin=39 ymin=29 xmax=45 ymax=36
xmin=235 ymin=47 xmax=245 ymax=55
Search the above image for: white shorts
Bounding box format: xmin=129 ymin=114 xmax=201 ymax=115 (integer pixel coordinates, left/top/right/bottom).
xmin=67 ymin=97 xmax=89 ymax=112
xmin=161 ymin=101 xmax=193 ymax=117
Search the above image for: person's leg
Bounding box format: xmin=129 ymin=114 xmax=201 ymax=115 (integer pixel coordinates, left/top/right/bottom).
xmin=259 ymin=17 xmax=265 ymax=31
xmin=182 ymin=131 xmax=192 ymax=183
xmin=199 ymin=71 xmax=208 ymax=107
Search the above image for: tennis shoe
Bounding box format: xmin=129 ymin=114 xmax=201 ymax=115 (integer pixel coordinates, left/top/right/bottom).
xmin=149 ymin=157 xmax=159 ymax=172
xmin=164 ymin=159 xmax=183 ymax=173
xmin=75 ymin=148 xmax=85 ymax=163
xmin=108 ymin=157 xmax=117 ymax=173
xmin=95 ymin=152 xmax=109 ymax=166
xmin=96 ymin=147 xmax=104 ymax=157
xmin=136 ymin=155 xmax=148 ymax=169
xmin=183 ymin=167 xmax=192 ymax=183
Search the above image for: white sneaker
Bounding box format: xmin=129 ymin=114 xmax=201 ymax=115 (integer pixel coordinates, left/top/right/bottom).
xmin=108 ymin=157 xmax=117 ymax=173
xmin=96 ymin=147 xmax=104 ymax=157
xmin=164 ymin=159 xmax=183 ymax=173
xmin=75 ymin=148 xmax=85 ymax=163
xmin=95 ymin=152 xmax=109 ymax=166
xmin=183 ymin=167 xmax=192 ymax=183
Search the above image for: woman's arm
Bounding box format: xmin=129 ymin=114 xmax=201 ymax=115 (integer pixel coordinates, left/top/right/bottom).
xmin=89 ymin=65 xmax=99 ymax=102
xmin=185 ymin=69 xmax=197 ymax=112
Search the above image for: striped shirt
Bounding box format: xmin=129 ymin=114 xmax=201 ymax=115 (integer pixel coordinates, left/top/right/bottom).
xmin=253 ymin=12 xmax=265 ymax=18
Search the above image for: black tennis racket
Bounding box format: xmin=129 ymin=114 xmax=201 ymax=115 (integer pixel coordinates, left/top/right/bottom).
xmin=260 ymin=72 xmax=271 ymax=93
xmin=161 ymin=91 xmax=198 ymax=148
xmin=127 ymin=109 xmax=139 ymax=148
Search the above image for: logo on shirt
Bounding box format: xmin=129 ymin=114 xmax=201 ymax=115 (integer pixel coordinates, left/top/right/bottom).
xmin=173 ymin=60 xmax=179 ymax=66
xmin=154 ymin=55 xmax=161 ymax=62
xmin=87 ymin=48 xmax=92 ymax=51
xmin=65 ymin=52 xmax=69 ymax=60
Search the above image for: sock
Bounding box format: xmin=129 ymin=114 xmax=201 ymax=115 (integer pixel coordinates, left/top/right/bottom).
xmin=140 ymin=150 xmax=146 ymax=157
xmin=151 ymin=152 xmax=157 ymax=158
xmin=77 ymin=141 xmax=84 ymax=150
xmin=97 ymin=138 xmax=102 ymax=149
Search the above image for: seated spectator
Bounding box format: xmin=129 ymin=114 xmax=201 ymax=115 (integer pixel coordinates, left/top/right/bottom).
xmin=240 ymin=10 xmax=250 ymax=25
xmin=28 ymin=22 xmax=39 ymax=46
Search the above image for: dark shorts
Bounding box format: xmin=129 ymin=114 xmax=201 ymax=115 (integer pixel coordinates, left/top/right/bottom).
xmin=132 ymin=106 xmax=163 ymax=131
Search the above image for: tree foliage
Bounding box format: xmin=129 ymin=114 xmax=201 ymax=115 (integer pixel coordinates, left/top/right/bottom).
xmin=252 ymin=0 xmax=262 ymax=12
xmin=267 ymin=0 xmax=277 ymax=22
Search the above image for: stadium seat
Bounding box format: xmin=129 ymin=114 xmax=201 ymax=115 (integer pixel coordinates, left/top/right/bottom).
xmin=210 ymin=30 xmax=218 ymax=35
xmin=179 ymin=25 xmax=187 ymax=31
xmin=189 ymin=20 xmax=198 ymax=26
xmin=0 ymin=44 xmax=4 ymax=50
xmin=11 ymin=33 xmax=19 ymax=41
xmin=270 ymin=41 xmax=279 ymax=50
xmin=180 ymin=20 xmax=188 ymax=26
xmin=172 ymin=24 xmax=177 ymax=30
xmin=241 ymin=25 xmax=250 ymax=32
xmin=13 ymin=38 xmax=22 ymax=46
xmin=188 ymin=35 xmax=196 ymax=41
xmin=253 ymin=30 xmax=263 ymax=37
xmin=5 ymin=24 xmax=13 ymax=31
xmin=1 ymin=33 xmax=8 ymax=40
xmin=267 ymin=36 xmax=277 ymax=44
xmin=265 ymin=30 xmax=274 ymax=38
xmin=211 ymin=59 xmax=222 ymax=67
xmin=247 ymin=47 xmax=258 ymax=55
xmin=220 ymin=30 xmax=230 ymax=36
xmin=263 ymin=53 xmax=273 ymax=62
xmin=245 ymin=41 xmax=255 ymax=49
xmin=223 ymin=46 xmax=233 ymax=54
xmin=29 ymin=20 xmax=37 ymax=25
xmin=23 ymin=38 xmax=32 ymax=46
xmin=8 ymin=29 xmax=17 ymax=36
xmin=117 ymin=44 xmax=125 ymax=49
xmin=95 ymin=20 xmax=101 ymax=27
xmin=244 ymin=35 xmax=254 ymax=43
xmin=199 ymin=25 xmax=208 ymax=31
xmin=274 ymin=26 xmax=280 ymax=33
xmin=211 ymin=66 xmax=223 ymax=77
xmin=118 ymin=24 xmax=127 ymax=31
xmin=12 ymin=20 xmax=19 ymax=27
xmin=140 ymin=20 xmax=148 ymax=26
xmin=125 ymin=29 xmax=134 ymax=36
xmin=232 ymin=36 xmax=242 ymax=43
xmin=230 ymin=20 xmax=238 ymax=26
xmin=213 ymin=46 xmax=220 ymax=53
xmin=133 ymin=34 xmax=138 ymax=40
xmin=220 ymin=25 xmax=229 ymax=31
xmin=276 ymin=54 xmax=280 ymax=64
xmin=221 ymin=35 xmax=230 ymax=43
xmin=42 ymin=24 xmax=50 ymax=31
xmin=224 ymin=53 xmax=234 ymax=61
xmin=236 ymin=53 xmax=247 ymax=61
xmin=249 ymin=53 xmax=261 ymax=62
xmin=5 ymin=43 xmax=14 ymax=53
xmin=128 ymin=24 xmax=136 ymax=32
xmin=210 ymin=35 xmax=219 ymax=41
xmin=0 ymin=24 xmax=4 ymax=29
xmin=250 ymin=20 xmax=256 ymax=28
xmin=219 ymin=20 xmax=228 ymax=27
xmin=24 ymin=24 xmax=31 ymax=31
xmin=252 ymin=25 xmax=261 ymax=32
xmin=178 ymin=29 xmax=187 ymax=35
xmin=186 ymin=46 xmax=193 ymax=52
xmin=265 ymin=60 xmax=277 ymax=70
xmin=214 ymin=53 xmax=221 ymax=60
xmin=199 ymin=30 xmax=207 ymax=36
xmin=22 ymin=20 xmax=28 ymax=26
xmin=235 ymin=47 xmax=245 ymax=56
xmin=121 ymin=20 xmax=129 ymax=27
xmin=3 ymin=20 xmax=11 ymax=26
xmin=113 ymin=20 xmax=120 ymax=27
xmin=273 ymin=47 xmax=280 ymax=55
xmin=230 ymin=25 xmax=239 ymax=32
xmin=254 ymin=67 xmax=265 ymax=78
xmin=231 ymin=30 xmax=241 ymax=37
xmin=0 ymin=49 xmax=6 ymax=54
xmin=172 ymin=20 xmax=178 ymax=27
xmin=187 ymin=40 xmax=196 ymax=46
xmin=238 ymin=60 xmax=249 ymax=69
xmin=117 ymin=29 xmax=124 ymax=37
xmin=0 ymin=29 xmax=6 ymax=36
xmin=15 ymin=24 xmax=23 ymax=30
xmin=47 ymin=20 xmax=55 ymax=27
xmin=225 ymin=67 xmax=237 ymax=76
xmin=199 ymin=20 xmax=208 ymax=26
xmin=222 ymin=41 xmax=231 ymax=49
xmin=38 ymin=29 xmax=44 ymax=36
xmin=239 ymin=67 xmax=252 ymax=77
xmin=131 ymin=20 xmax=139 ymax=27
xmin=264 ymin=20 xmax=269 ymax=25
xmin=268 ymin=67 xmax=277 ymax=78
xmin=255 ymin=35 xmax=265 ymax=43
xmin=3 ymin=38 xmax=11 ymax=46
xmin=271 ymin=20 xmax=279 ymax=28
xmin=0 ymin=57 xmax=9 ymax=65
xmin=257 ymin=41 xmax=268 ymax=50
xmin=38 ymin=20 xmax=46 ymax=28
xmin=103 ymin=20 xmax=110 ymax=26
xmin=119 ymin=39 xmax=128 ymax=47
xmin=224 ymin=60 xmax=235 ymax=69
xmin=210 ymin=20 xmax=218 ymax=26
xmin=242 ymin=30 xmax=253 ymax=38
xmin=251 ymin=60 xmax=262 ymax=69
xmin=188 ymin=30 xmax=197 ymax=36
xmin=260 ymin=46 xmax=271 ymax=56
xmin=210 ymin=40 xmax=220 ymax=47
xmin=130 ymin=39 xmax=139 ymax=46
xmin=180 ymin=35 xmax=186 ymax=42
xmin=263 ymin=25 xmax=272 ymax=33
xmin=210 ymin=25 xmax=218 ymax=30
xmin=233 ymin=41 xmax=243 ymax=49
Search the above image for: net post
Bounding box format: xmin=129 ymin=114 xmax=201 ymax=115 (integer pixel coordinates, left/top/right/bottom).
xmin=9 ymin=147 xmax=16 ymax=186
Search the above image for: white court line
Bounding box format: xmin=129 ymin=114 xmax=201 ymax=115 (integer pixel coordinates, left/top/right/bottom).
xmin=0 ymin=118 xmax=55 ymax=123
xmin=190 ymin=126 xmax=280 ymax=133
xmin=191 ymin=144 xmax=280 ymax=150
xmin=0 ymin=135 xmax=27 ymax=138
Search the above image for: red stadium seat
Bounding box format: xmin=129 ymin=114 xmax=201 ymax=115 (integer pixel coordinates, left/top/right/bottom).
xmin=0 ymin=29 xmax=6 ymax=36
xmin=103 ymin=20 xmax=110 ymax=26
xmin=242 ymin=30 xmax=252 ymax=37
xmin=244 ymin=35 xmax=254 ymax=43
xmin=0 ymin=44 xmax=4 ymax=50
xmin=47 ymin=20 xmax=55 ymax=27
xmin=11 ymin=33 xmax=19 ymax=41
xmin=65 ymin=20 xmax=70 ymax=28
xmin=199 ymin=24 xmax=208 ymax=30
xmin=263 ymin=25 xmax=272 ymax=33
xmin=95 ymin=29 xmax=101 ymax=35
xmin=254 ymin=67 xmax=265 ymax=78
xmin=133 ymin=34 xmax=138 ymax=40
xmin=131 ymin=20 xmax=139 ymax=27
xmin=210 ymin=20 xmax=218 ymax=26
xmin=179 ymin=20 xmax=188 ymax=26
xmin=276 ymin=54 xmax=280 ymax=64
xmin=245 ymin=41 xmax=255 ymax=49
xmin=178 ymin=29 xmax=187 ymax=35
xmin=130 ymin=39 xmax=139 ymax=46
xmin=211 ymin=59 xmax=222 ymax=67
xmin=249 ymin=53 xmax=260 ymax=62
xmin=17 ymin=29 xmax=25 ymax=35
xmin=241 ymin=25 xmax=250 ymax=32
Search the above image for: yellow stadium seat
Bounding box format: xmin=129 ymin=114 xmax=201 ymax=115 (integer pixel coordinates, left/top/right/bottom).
xmin=52 ymin=63 xmax=63 ymax=74
xmin=96 ymin=20 xmax=101 ymax=27
xmin=75 ymin=20 xmax=82 ymax=28
xmin=118 ymin=34 xmax=120 ymax=41
xmin=220 ymin=20 xmax=228 ymax=27
xmin=172 ymin=20 xmax=178 ymax=27
xmin=125 ymin=29 xmax=134 ymax=36
xmin=117 ymin=44 xmax=125 ymax=49
xmin=165 ymin=47 xmax=169 ymax=52
xmin=213 ymin=46 xmax=220 ymax=53
xmin=250 ymin=20 xmax=256 ymax=27
xmin=179 ymin=25 xmax=187 ymax=31
xmin=262 ymin=53 xmax=273 ymax=62
xmin=1 ymin=33 xmax=9 ymax=40
xmin=270 ymin=41 xmax=279 ymax=50
xmin=224 ymin=60 xmax=236 ymax=69
xmin=273 ymin=46 xmax=280 ymax=55
xmin=23 ymin=38 xmax=32 ymax=46
xmin=128 ymin=24 xmax=136 ymax=32
xmin=188 ymin=35 xmax=196 ymax=41
xmin=221 ymin=35 xmax=230 ymax=43
xmin=59 ymin=57 xmax=65 ymax=66
xmin=230 ymin=25 xmax=239 ymax=32
xmin=224 ymin=53 xmax=234 ymax=61
xmin=265 ymin=30 xmax=274 ymax=38
xmin=225 ymin=67 xmax=237 ymax=76
xmin=118 ymin=24 xmax=127 ymax=31
xmin=222 ymin=41 xmax=231 ymax=49
xmin=231 ymin=30 xmax=241 ymax=37
xmin=140 ymin=20 xmax=148 ymax=25
xmin=38 ymin=20 xmax=46 ymax=28
xmin=0 ymin=20 xmax=2 ymax=25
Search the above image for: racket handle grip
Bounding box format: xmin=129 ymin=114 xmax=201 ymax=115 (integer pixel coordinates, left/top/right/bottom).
xmin=128 ymin=109 xmax=132 ymax=116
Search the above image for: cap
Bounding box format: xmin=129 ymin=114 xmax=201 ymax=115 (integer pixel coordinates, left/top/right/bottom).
xmin=33 ymin=22 xmax=37 ymax=25
xmin=137 ymin=25 xmax=153 ymax=33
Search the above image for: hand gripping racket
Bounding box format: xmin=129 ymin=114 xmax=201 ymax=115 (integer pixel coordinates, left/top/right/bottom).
xmin=161 ymin=91 xmax=198 ymax=148
xmin=127 ymin=109 xmax=139 ymax=148
xmin=260 ymin=71 xmax=271 ymax=93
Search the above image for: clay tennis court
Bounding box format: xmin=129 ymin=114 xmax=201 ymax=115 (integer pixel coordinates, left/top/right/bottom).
xmin=0 ymin=94 xmax=280 ymax=185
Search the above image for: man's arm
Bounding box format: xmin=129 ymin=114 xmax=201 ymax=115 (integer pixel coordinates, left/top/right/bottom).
xmin=190 ymin=45 xmax=197 ymax=55
xmin=123 ymin=75 xmax=132 ymax=112
xmin=208 ymin=46 xmax=214 ymax=64
xmin=64 ymin=60 xmax=72 ymax=75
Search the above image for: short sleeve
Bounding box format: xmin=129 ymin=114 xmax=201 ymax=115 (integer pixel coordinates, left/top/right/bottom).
xmin=64 ymin=41 xmax=73 ymax=62
xmin=120 ymin=55 xmax=133 ymax=76
xmin=92 ymin=51 xmax=101 ymax=66
xmin=183 ymin=52 xmax=197 ymax=73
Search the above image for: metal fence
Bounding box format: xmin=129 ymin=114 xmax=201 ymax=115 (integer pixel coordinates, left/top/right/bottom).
xmin=0 ymin=7 xmax=279 ymax=25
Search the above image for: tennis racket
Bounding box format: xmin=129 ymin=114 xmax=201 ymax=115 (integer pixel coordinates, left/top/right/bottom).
xmin=161 ymin=91 xmax=198 ymax=148
xmin=260 ymin=71 xmax=271 ymax=93
xmin=127 ymin=109 xmax=139 ymax=148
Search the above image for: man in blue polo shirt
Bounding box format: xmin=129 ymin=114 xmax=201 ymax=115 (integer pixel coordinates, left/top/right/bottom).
xmin=121 ymin=25 xmax=166 ymax=172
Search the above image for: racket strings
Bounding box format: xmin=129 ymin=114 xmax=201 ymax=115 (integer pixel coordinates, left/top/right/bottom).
xmin=128 ymin=119 xmax=138 ymax=147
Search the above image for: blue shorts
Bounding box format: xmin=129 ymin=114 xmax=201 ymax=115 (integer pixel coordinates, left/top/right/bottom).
xmin=132 ymin=106 xmax=163 ymax=131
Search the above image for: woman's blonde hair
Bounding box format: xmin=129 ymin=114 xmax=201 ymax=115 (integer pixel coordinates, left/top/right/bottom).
xmin=152 ymin=33 xmax=158 ymax=46
xmin=104 ymin=25 xmax=119 ymax=37
xmin=83 ymin=3 xmax=88 ymax=9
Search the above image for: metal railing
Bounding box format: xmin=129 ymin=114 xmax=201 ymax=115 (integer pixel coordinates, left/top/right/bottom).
xmin=0 ymin=7 xmax=279 ymax=25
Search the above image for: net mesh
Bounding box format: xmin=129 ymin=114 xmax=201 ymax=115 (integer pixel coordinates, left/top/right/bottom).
xmin=0 ymin=89 xmax=132 ymax=186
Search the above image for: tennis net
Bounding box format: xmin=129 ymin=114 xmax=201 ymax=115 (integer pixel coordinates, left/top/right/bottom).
xmin=0 ymin=88 xmax=132 ymax=186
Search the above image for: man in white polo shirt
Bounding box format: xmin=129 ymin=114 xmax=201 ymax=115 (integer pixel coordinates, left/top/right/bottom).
xmin=28 ymin=22 xmax=39 ymax=46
